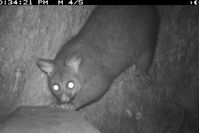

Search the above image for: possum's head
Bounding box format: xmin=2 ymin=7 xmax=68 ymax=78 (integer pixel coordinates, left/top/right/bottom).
xmin=36 ymin=55 xmax=83 ymax=105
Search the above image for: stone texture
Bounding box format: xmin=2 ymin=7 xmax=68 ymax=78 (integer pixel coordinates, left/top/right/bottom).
xmin=0 ymin=106 xmax=101 ymax=133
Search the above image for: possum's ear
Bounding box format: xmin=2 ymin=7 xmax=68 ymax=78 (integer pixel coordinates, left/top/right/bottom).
xmin=36 ymin=59 xmax=56 ymax=76
xmin=65 ymin=54 xmax=81 ymax=72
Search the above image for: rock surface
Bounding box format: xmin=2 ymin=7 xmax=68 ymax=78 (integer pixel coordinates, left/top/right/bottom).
xmin=0 ymin=106 xmax=101 ymax=133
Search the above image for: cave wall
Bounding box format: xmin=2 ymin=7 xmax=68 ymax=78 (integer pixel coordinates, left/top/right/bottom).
xmin=0 ymin=5 xmax=199 ymax=133
xmin=157 ymin=5 xmax=199 ymax=110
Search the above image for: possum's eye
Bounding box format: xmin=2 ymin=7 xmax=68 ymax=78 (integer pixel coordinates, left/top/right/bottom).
xmin=52 ymin=84 xmax=60 ymax=91
xmin=67 ymin=81 xmax=75 ymax=89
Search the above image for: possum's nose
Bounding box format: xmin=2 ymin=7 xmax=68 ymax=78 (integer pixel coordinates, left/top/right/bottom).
xmin=60 ymin=93 xmax=73 ymax=103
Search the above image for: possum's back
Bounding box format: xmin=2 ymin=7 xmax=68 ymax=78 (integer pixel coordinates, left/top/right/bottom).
xmin=55 ymin=5 xmax=159 ymax=77
xmin=74 ymin=5 xmax=159 ymax=75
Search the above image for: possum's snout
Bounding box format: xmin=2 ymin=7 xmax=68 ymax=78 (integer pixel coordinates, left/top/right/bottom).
xmin=60 ymin=93 xmax=74 ymax=104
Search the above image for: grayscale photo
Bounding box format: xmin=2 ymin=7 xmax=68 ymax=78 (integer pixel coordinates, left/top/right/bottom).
xmin=0 ymin=5 xmax=198 ymax=133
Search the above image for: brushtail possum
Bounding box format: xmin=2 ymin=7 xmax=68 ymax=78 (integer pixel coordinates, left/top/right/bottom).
xmin=37 ymin=6 xmax=159 ymax=110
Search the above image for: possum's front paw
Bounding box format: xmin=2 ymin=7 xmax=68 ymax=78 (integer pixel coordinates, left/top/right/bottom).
xmin=59 ymin=104 xmax=75 ymax=110
xmin=50 ymin=102 xmax=75 ymax=110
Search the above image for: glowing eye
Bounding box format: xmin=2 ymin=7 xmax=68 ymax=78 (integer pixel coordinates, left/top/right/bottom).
xmin=67 ymin=81 xmax=75 ymax=89
xmin=53 ymin=84 xmax=60 ymax=91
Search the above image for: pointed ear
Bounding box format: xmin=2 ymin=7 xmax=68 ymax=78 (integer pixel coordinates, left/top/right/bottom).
xmin=65 ymin=54 xmax=81 ymax=72
xmin=36 ymin=59 xmax=56 ymax=76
